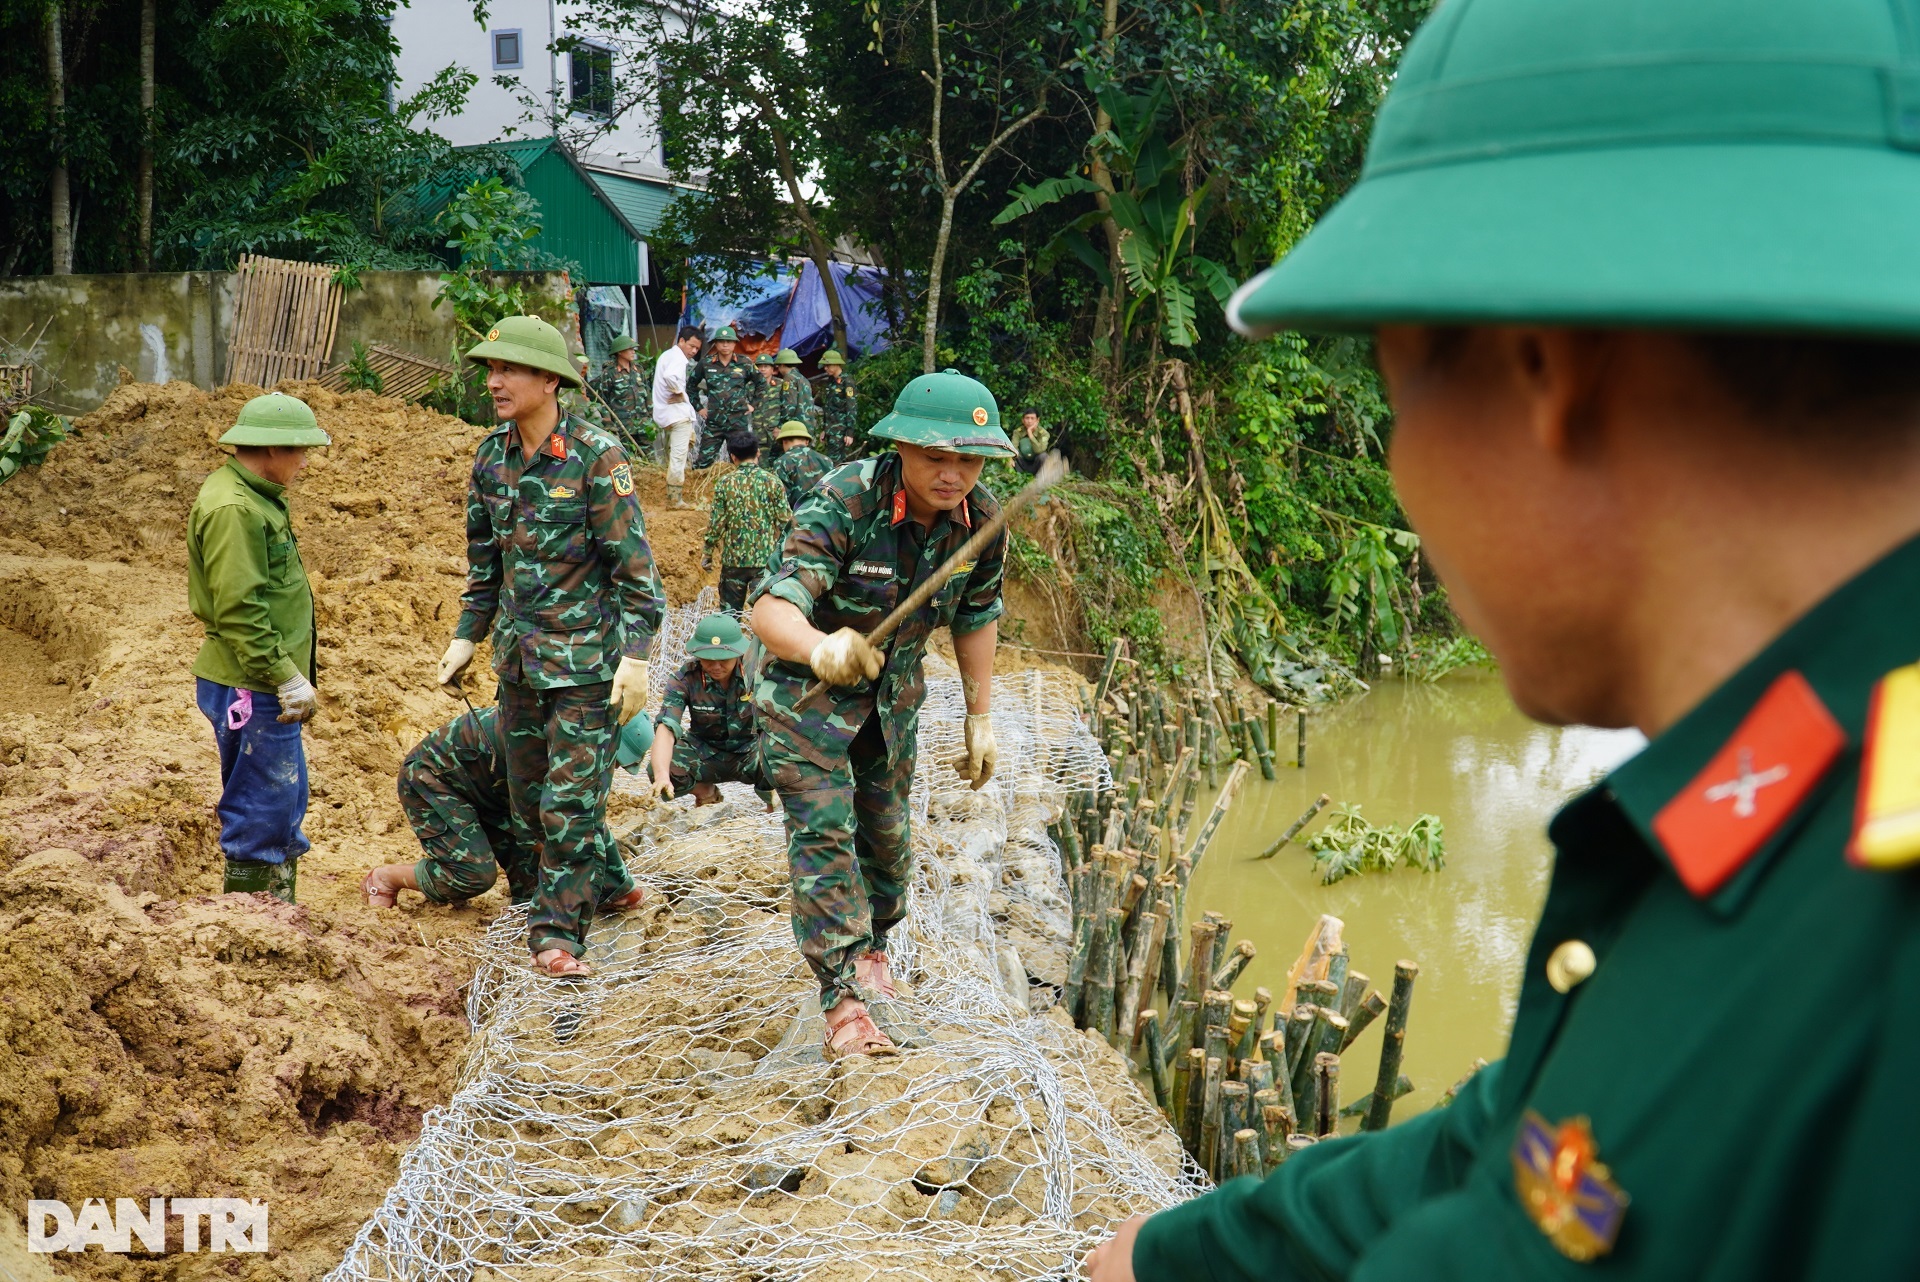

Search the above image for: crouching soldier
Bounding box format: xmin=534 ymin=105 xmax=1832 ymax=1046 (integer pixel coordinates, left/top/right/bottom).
xmin=646 ymin=612 xmax=772 ymax=807
xmin=771 ymin=419 xmax=831 ymax=508
xmin=361 ymin=707 xmax=651 ymax=911
xmin=188 ymin=392 xmax=331 ymax=903
xmin=749 ymin=369 xmax=1011 ymax=1059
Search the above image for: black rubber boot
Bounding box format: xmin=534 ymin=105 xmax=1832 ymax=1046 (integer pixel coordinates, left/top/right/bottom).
xmin=223 ymin=858 xmax=297 ymax=903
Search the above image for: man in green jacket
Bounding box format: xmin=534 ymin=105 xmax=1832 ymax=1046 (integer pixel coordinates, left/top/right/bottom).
xmin=186 ymin=392 xmax=331 ymax=903
xmin=1084 ymin=1 xmax=1920 ymax=1279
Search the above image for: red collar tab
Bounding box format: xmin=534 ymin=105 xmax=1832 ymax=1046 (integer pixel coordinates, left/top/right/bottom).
xmin=543 ymin=430 xmax=568 ymax=460
xmin=890 ymin=490 xmax=908 ymax=526
xmin=956 ymin=496 xmax=973 ymax=530
xmin=1652 ymin=670 xmax=1844 ymax=898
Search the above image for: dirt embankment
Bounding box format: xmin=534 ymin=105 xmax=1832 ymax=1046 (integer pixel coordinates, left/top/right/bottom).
xmin=0 ymin=381 xmax=711 ymax=1280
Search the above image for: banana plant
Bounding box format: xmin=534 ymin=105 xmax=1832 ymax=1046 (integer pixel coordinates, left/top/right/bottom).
xmin=0 ymin=407 xmax=72 ymax=488
xmin=993 ymin=82 xmax=1234 ymax=348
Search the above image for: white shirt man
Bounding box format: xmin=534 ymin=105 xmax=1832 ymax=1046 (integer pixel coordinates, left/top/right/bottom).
xmin=652 ymin=328 xmax=703 ymax=505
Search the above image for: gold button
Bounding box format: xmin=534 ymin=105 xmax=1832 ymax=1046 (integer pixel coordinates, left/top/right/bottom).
xmin=1546 ymin=940 xmax=1596 ymax=993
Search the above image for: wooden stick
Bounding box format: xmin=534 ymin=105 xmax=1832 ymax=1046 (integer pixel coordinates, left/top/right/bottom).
xmin=795 ymin=454 xmax=1069 ymax=710
xmin=1340 ymin=990 xmax=1388 ymax=1051
xmin=1363 ymin=962 xmax=1419 ymax=1133
xmin=1254 ymin=794 xmax=1332 ymax=860
xmin=1093 ymin=638 xmax=1124 ymax=724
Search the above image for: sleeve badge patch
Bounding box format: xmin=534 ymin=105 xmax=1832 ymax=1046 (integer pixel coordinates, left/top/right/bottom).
xmin=611 ymin=463 xmax=635 ymax=497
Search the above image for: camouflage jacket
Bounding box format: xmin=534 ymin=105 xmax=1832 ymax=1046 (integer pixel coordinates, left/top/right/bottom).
xmin=704 ymin=462 xmax=791 ymax=568
xmin=817 ymin=372 xmax=860 ymax=462
xmin=656 ymin=657 xmax=755 ymax=754
xmin=754 ymin=371 xmax=820 ymax=440
xmin=749 ymin=454 xmax=1006 ymax=767
xmin=589 ymin=368 xmax=644 ymax=432
xmin=457 ymin=415 xmax=665 ymax=689
xmin=771 ymin=443 xmax=831 ymax=508
xmin=409 ymin=705 xmax=511 ymax=826
xmin=688 ymin=355 xmax=763 ymax=436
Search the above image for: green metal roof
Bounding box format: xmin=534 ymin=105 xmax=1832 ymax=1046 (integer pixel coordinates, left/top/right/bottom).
xmin=590 ymin=170 xmax=679 ymax=239
xmin=406 ymin=139 xmax=656 ymax=286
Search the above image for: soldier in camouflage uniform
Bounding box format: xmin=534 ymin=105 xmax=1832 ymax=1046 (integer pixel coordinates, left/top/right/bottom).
xmin=771 ymin=419 xmax=831 ymax=508
xmin=753 ymin=348 xmax=820 ymax=455
xmin=688 ymin=324 xmax=763 ymax=471
xmin=816 ymin=349 xmax=861 ymax=463
xmin=436 ymin=315 xmax=665 ymax=978
xmin=748 ymin=369 xmax=1013 ymax=1058
xmin=588 ymin=335 xmax=648 ymax=459
xmin=645 ymin=613 xmax=771 ymax=807
xmin=703 ymin=431 xmax=791 ymax=611
xmin=360 ymin=706 xmax=652 ymax=910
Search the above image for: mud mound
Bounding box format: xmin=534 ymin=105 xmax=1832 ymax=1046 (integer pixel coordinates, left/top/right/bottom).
xmin=0 ymin=382 xmax=708 ymax=1279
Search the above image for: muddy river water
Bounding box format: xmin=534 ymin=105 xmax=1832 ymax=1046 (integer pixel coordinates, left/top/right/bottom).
xmin=1184 ymin=672 xmax=1644 ymax=1113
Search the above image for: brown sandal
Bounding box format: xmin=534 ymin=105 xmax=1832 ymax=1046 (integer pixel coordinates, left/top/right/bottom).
xmin=824 ymin=1003 xmax=898 ymax=1060
xmin=533 ymin=947 xmax=593 ymax=978
xmin=854 ymin=950 xmax=897 ymax=999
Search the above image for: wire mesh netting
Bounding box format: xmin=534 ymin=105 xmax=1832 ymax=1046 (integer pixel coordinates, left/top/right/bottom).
xmin=327 ymin=602 xmax=1199 ymax=1282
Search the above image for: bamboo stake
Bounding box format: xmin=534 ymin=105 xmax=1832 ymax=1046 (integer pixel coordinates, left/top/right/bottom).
xmin=1178 ymin=921 xmax=1218 ymax=1016
xmin=1232 ymin=1129 xmax=1262 ymax=1179
xmin=1246 ymin=714 xmax=1276 ymax=780
xmin=1262 ymin=1100 xmax=1294 ymax=1173
xmin=1340 ymin=1074 xmax=1412 ymax=1120
xmin=1340 ymin=990 xmax=1388 ymax=1050
xmin=1180 ymin=1048 xmax=1206 ymax=1155
xmin=1186 ymin=760 xmax=1252 ymax=870
xmin=1325 ymin=951 xmax=1350 ymax=1008
xmin=1199 ymin=1056 xmax=1224 ymax=1177
xmin=1266 ymin=700 xmax=1280 ymax=766
xmin=1115 ymin=910 xmax=1158 ymax=1050
xmin=1207 ymin=918 xmax=1235 ymax=980
xmin=1296 ymin=711 xmax=1307 ymax=768
xmin=1251 ymin=1088 xmax=1280 ymax=1170
xmin=1339 ymin=971 xmax=1369 ymax=1020
xmin=1141 ymin=1010 xmax=1172 ymax=1115
xmin=1211 ymin=940 xmax=1257 ymax=991
xmin=1171 ymin=1038 xmax=1194 ymax=1128
xmin=1219 ymin=1081 xmax=1249 ymax=1177
xmin=1254 ymin=794 xmax=1332 ymax=860
xmin=1230 ymin=998 xmax=1260 ymax=1062
xmin=1313 ymin=1053 xmax=1340 ymax=1138
xmin=1363 ymin=962 xmax=1419 ymax=1133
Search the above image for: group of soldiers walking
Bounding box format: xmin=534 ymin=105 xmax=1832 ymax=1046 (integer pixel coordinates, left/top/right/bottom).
xmin=584 ymin=323 xmax=864 ymax=485
xmin=189 ymin=307 xmax=1013 ymax=1057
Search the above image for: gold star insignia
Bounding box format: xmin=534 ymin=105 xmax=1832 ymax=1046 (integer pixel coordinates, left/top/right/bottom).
xmin=972 ymin=407 xmax=989 ymax=426
xmin=486 ymin=328 xmax=500 ymax=341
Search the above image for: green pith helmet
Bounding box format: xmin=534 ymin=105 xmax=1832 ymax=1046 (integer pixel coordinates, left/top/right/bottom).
xmin=868 ymin=368 xmax=1013 ymax=458
xmin=613 ymin=715 xmax=654 ymax=770
xmin=610 ymin=334 xmax=636 ymax=356
xmin=755 ymin=352 xmax=775 ymax=366
xmin=1229 ymin=0 xmax=1920 ymax=340
xmin=686 ymin=613 xmax=749 ymax=659
xmin=219 ymin=392 xmax=333 ymax=448
xmin=776 ymin=420 xmax=813 ymax=442
xmin=820 ymin=349 xmax=846 ymax=366
xmin=775 ymin=348 xmax=803 ymax=366
xmin=463 ymin=315 xmax=584 ymax=389
xmin=712 ymin=325 xmax=738 ymax=342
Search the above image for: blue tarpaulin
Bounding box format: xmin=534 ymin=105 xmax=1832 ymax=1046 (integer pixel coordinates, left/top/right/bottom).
xmin=680 ymin=257 xmax=891 ymax=358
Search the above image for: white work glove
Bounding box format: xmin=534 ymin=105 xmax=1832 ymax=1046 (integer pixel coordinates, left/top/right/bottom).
xmin=611 ymin=656 xmax=649 ymax=725
xmin=276 ymin=674 xmax=317 ymax=724
xmin=809 ymin=627 xmax=882 ymax=687
xmin=438 ymin=638 xmax=477 ymax=692
xmin=953 ymin=712 xmax=997 ymax=790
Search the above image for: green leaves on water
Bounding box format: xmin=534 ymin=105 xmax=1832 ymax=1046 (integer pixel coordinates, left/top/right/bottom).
xmin=1305 ymin=804 xmax=1446 ymax=885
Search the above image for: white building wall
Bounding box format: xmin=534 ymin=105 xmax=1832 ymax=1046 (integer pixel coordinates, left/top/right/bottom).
xmin=389 ymin=0 xmax=676 ymax=180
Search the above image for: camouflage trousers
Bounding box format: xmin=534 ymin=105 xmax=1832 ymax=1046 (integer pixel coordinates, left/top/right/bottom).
xmin=498 ymin=678 xmax=617 ymax=958
xmin=398 ymin=758 xmax=634 ymax=907
xmin=718 ymin=565 xmax=760 ymax=612
xmin=763 ymin=712 xmax=914 ymax=1009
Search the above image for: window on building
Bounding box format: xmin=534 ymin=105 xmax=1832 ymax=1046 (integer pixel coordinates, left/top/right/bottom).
xmin=491 ymin=29 xmax=523 ymax=71
xmin=571 ymin=42 xmax=614 ymax=117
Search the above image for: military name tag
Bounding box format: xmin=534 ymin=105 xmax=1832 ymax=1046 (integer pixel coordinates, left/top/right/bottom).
xmin=850 ymin=560 xmax=892 ymax=578
xmin=1512 ymin=1111 xmax=1628 ymax=1261
xmin=1853 ymin=661 xmax=1920 ymax=868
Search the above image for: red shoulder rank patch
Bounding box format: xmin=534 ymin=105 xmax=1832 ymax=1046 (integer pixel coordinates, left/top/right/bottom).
xmin=1652 ymin=670 xmax=1844 ymax=897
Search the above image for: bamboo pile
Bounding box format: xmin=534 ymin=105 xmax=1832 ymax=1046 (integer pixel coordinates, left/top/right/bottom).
xmin=1048 ymin=642 xmax=1418 ymax=1183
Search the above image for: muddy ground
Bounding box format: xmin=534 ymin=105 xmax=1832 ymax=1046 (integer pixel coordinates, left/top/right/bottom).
xmin=0 ymin=381 xmax=718 ymax=1280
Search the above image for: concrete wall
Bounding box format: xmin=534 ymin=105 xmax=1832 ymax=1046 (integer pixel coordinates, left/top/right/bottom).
xmin=0 ymin=270 xmax=569 ymax=414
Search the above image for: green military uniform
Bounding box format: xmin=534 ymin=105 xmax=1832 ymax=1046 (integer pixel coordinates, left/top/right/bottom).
xmin=703 ymin=458 xmax=790 ymax=611
xmin=655 ymin=615 xmax=765 ymax=796
xmin=771 ymin=420 xmax=831 ymax=508
xmin=1131 ymin=0 xmax=1920 ymax=1277
xmin=399 ymin=705 xmax=645 ymax=906
xmin=688 ymin=329 xmax=764 ymax=470
xmin=457 ymin=317 xmax=664 ymax=961
xmin=753 ymin=349 xmax=820 ymax=455
xmin=816 ymin=349 xmax=860 ymax=463
xmin=588 ymin=336 xmax=647 ymax=459
xmin=748 ymin=370 xmax=1013 ymax=1012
